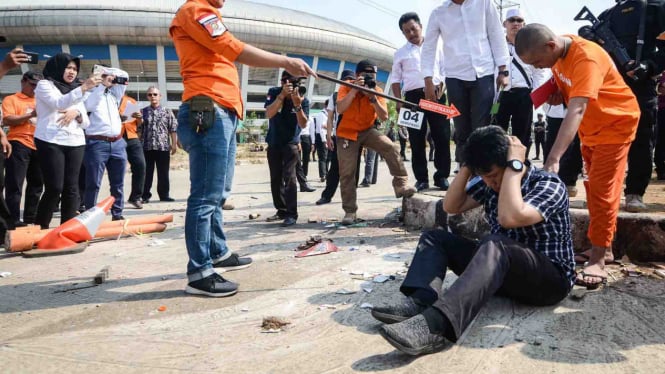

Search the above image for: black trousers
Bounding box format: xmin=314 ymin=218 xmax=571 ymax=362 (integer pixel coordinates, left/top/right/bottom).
xmin=655 ymin=107 xmax=665 ymax=176
xmin=405 ymin=90 xmax=452 ymax=183
xmin=625 ymin=82 xmax=658 ymax=196
xmin=267 ymin=144 xmax=299 ymax=219
xmin=0 ymin=155 xmax=11 ymax=242
xmin=125 ymin=138 xmax=146 ymax=202
xmin=35 ymin=139 xmax=85 ymax=228
xmin=401 ymin=230 xmax=570 ymax=341
xmin=5 ymin=141 xmax=43 ymax=224
xmin=534 ymin=135 xmax=545 ymax=159
xmin=544 ymin=117 xmax=583 ymax=187
xmin=496 ymin=88 xmax=534 ymax=149
xmin=300 ymin=135 xmax=312 ymax=177
xmin=142 ymin=150 xmax=170 ymax=201
xmin=446 ymin=75 xmax=494 ymax=161
xmin=399 ymin=138 xmax=407 ymax=159
xmin=315 ymin=134 xmax=328 ymax=179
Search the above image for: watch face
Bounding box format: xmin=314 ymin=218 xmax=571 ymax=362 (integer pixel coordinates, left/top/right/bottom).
xmin=511 ymin=160 xmax=523 ymax=171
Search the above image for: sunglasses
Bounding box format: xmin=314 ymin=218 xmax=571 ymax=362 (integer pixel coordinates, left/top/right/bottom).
xmin=147 ymin=93 xmax=159 ymax=97
xmin=507 ymin=17 xmax=524 ymax=23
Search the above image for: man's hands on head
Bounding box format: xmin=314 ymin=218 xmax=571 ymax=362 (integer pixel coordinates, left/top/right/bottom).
xmin=506 ymin=136 xmax=527 ymax=163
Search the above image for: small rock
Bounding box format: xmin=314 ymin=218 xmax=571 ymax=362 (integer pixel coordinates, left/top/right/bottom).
xmin=249 ymin=213 xmax=261 ymax=220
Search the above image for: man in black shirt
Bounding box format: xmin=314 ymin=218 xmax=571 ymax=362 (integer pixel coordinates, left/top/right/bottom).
xmin=533 ymin=113 xmax=546 ymax=160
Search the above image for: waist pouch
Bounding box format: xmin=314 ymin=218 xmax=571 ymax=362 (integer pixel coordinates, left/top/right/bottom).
xmin=188 ymin=95 xmax=215 ymax=133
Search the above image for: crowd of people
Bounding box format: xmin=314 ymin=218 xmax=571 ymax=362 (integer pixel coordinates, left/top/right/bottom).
xmin=2 ymin=0 xmax=664 ymax=359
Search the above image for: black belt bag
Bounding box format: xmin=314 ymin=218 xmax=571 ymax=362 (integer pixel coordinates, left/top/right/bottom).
xmin=188 ymin=95 xmax=215 ymax=133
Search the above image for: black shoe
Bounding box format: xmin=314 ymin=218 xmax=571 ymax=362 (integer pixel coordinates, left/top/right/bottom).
xmin=160 ymin=197 xmax=175 ymax=202
xmin=266 ymin=213 xmax=284 ymax=222
xmin=142 ymin=198 xmax=150 ymax=204
xmin=316 ymin=197 xmax=331 ymax=205
xmin=112 ymin=215 xmax=125 ymax=221
xmin=128 ymin=199 xmax=143 ymax=209
xmin=281 ymin=217 xmax=297 ymax=227
xmin=185 ymin=273 xmax=238 ymax=297
xmin=371 ymin=296 xmax=426 ymax=324
xmin=433 ymin=178 xmax=450 ymax=191
xmin=533 ymin=157 xmax=540 ymax=160
xmin=415 ymin=181 xmax=429 ymax=192
xmin=300 ymin=184 xmax=316 ymax=192
xmin=212 ymin=253 xmax=253 ymax=271
xmin=13 ymin=221 xmax=28 ymax=228
xmin=359 ymin=180 xmax=370 ymax=187
xmin=379 ymin=314 xmax=451 ymax=356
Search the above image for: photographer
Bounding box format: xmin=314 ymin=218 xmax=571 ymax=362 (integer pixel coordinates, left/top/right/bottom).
xmin=581 ymin=1 xmax=665 ymax=212
xmin=264 ymin=71 xmax=310 ymax=227
xmin=336 ymin=60 xmax=415 ymax=225
xmin=83 ymin=66 xmax=129 ymax=221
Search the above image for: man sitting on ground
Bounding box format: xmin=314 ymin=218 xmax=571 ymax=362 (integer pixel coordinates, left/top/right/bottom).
xmin=374 ymin=126 xmax=575 ymax=356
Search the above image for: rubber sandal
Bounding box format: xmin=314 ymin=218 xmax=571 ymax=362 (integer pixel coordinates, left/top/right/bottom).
xmin=574 ymin=271 xmax=608 ymax=290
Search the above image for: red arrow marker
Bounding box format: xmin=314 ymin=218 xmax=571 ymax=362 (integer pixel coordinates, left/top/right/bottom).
xmin=418 ymin=100 xmax=461 ymax=119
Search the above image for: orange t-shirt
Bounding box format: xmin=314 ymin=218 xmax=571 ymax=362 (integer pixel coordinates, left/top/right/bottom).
xmin=336 ymin=85 xmax=387 ymax=141
xmin=1 ymin=92 xmax=36 ymax=150
xmin=552 ymin=35 xmax=639 ymax=146
xmin=119 ymin=95 xmax=139 ymax=140
xmin=169 ymin=0 xmax=246 ymax=119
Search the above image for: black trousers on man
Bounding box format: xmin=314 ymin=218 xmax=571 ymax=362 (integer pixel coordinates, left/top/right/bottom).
xmin=405 ymin=90 xmax=451 ymax=184
xmin=315 ymin=134 xmax=328 ymax=179
xmin=267 ymin=144 xmax=299 ymax=219
xmin=0 ymin=155 xmax=12 ymax=242
xmin=534 ymin=134 xmax=545 ymax=159
xmin=300 ymin=134 xmax=312 ymax=177
xmin=496 ymin=88 xmax=533 ymax=149
xmin=5 ymin=141 xmax=43 ymax=225
xmin=544 ymin=117 xmax=583 ymax=187
xmin=401 ymin=230 xmax=570 ymax=341
xmin=655 ymin=107 xmax=665 ymax=178
xmin=625 ymin=81 xmax=658 ymax=196
xmin=446 ymin=75 xmax=494 ymax=161
xmin=125 ymin=138 xmax=146 ymax=203
xmin=142 ymin=150 xmax=170 ymax=201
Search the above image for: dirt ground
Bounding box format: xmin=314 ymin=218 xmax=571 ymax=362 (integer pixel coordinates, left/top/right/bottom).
xmin=1 ymin=153 xmax=665 ymax=373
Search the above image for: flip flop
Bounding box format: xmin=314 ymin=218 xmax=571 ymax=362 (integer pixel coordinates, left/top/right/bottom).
xmin=574 ymin=271 xmax=608 ymax=290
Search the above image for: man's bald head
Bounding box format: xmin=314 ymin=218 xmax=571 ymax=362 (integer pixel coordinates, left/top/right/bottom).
xmin=515 ymin=23 xmax=562 ymax=69
xmin=514 ymin=24 xmax=556 ymax=56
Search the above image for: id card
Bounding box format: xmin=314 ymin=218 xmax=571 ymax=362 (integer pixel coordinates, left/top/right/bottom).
xmin=398 ymin=107 xmax=424 ymax=130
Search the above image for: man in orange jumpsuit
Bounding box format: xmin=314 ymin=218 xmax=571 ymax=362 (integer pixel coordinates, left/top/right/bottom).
xmin=515 ymin=24 xmax=640 ymax=288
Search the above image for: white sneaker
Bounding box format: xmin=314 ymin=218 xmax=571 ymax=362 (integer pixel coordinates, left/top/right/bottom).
xmin=625 ymin=194 xmax=647 ymax=213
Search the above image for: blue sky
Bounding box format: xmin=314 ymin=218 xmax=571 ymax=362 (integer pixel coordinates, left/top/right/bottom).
xmin=245 ymin=0 xmax=611 ymax=48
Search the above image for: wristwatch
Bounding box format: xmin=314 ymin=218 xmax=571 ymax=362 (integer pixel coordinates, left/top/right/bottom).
xmin=293 ymin=106 xmax=302 ymax=112
xmin=498 ymin=70 xmax=509 ymax=77
xmin=507 ymin=159 xmax=524 ymax=172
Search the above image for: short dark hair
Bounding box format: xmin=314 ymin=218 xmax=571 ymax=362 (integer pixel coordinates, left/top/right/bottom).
xmin=398 ymin=12 xmax=421 ymax=30
xmin=462 ymin=126 xmax=509 ymax=175
xmin=515 ymin=23 xmax=555 ymax=57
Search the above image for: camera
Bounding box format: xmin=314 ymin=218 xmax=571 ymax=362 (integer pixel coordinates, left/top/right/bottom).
xmin=112 ymin=76 xmax=128 ymax=85
xmin=575 ymin=6 xmax=649 ymax=81
xmin=281 ymin=76 xmax=306 ymax=88
xmin=362 ymin=74 xmax=376 ymax=89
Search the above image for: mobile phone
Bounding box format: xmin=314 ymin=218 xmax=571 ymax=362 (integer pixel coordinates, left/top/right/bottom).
xmin=93 ymin=64 xmax=106 ymax=77
xmin=24 ymin=51 xmax=39 ymax=64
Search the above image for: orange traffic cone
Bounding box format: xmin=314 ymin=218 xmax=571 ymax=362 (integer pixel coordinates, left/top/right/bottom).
xmin=30 ymin=196 xmax=115 ymax=255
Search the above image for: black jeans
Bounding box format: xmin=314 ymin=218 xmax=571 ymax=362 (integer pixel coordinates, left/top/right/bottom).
xmin=267 ymin=144 xmax=299 ymax=219
xmin=625 ymin=81 xmax=658 ymax=196
xmin=534 ymin=135 xmax=545 ymax=159
xmin=496 ymin=88 xmax=534 ymax=149
xmin=405 ymin=90 xmax=452 ymax=183
xmin=125 ymin=138 xmax=146 ymax=202
xmin=35 ymin=139 xmax=85 ymax=228
xmin=544 ymin=117 xmax=583 ymax=187
xmin=143 ymin=150 xmax=170 ymax=201
xmin=446 ymin=75 xmax=495 ymax=161
xmin=5 ymin=141 xmax=43 ymax=224
xmin=401 ymin=230 xmax=570 ymax=341
xmin=399 ymin=137 xmax=407 ymax=159
xmin=655 ymin=107 xmax=665 ymax=176
xmin=315 ymin=134 xmax=328 ymax=179
xmin=300 ymin=135 xmax=312 ymax=177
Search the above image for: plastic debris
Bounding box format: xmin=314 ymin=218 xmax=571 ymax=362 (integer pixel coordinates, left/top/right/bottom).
xmin=361 ymin=282 xmax=373 ymax=293
xmin=318 ymin=304 xmax=337 ymax=310
xmin=335 ymin=288 xmax=357 ymax=295
xmin=295 ymin=240 xmax=338 ymax=258
xmin=360 ymin=303 xmax=373 ymax=309
xmin=157 ymin=306 xmax=167 ymax=312
xmin=373 ymin=275 xmax=390 ymax=283
xmin=0 ymin=272 xmax=12 ymax=278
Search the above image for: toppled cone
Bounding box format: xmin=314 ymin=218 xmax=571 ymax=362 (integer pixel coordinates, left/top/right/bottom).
xmin=295 ymin=235 xmax=338 ymax=258
xmin=23 ymin=196 xmax=114 ymax=256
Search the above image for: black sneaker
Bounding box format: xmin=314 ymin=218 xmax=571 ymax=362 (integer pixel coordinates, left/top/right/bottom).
xmin=434 ymin=178 xmax=450 ymax=191
xmin=316 ymin=197 xmax=331 ymax=205
xmin=160 ymin=197 xmax=175 ymax=202
xmin=185 ymin=273 xmax=238 ymax=297
xmin=379 ymin=314 xmax=451 ymax=356
xmin=112 ymin=215 xmax=125 ymax=221
xmin=213 ymin=253 xmax=253 ymax=271
xmin=266 ymin=213 xmax=284 ymax=222
xmin=281 ymin=217 xmax=297 ymax=227
xmin=371 ymin=296 xmax=426 ymax=324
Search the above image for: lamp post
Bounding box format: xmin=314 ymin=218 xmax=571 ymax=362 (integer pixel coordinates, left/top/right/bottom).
xmin=136 ymin=71 xmax=143 ymax=102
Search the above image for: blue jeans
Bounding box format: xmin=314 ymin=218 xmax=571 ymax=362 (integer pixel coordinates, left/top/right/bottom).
xmin=83 ymin=138 xmax=127 ymax=217
xmin=177 ymin=103 xmax=237 ymax=282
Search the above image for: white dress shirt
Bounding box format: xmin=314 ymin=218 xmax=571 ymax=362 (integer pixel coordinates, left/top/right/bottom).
xmin=506 ymin=42 xmax=549 ymax=91
xmin=545 ymin=104 xmax=566 ymax=119
xmin=300 ymin=117 xmax=315 ymax=142
xmin=422 ymin=0 xmax=509 ymax=81
xmin=312 ymin=110 xmax=328 ymax=138
xmin=326 ymin=93 xmax=337 ymax=136
xmin=34 ymin=80 xmax=90 ymax=147
xmin=391 ymin=40 xmax=444 ymax=93
xmin=84 ymin=68 xmax=128 ymax=137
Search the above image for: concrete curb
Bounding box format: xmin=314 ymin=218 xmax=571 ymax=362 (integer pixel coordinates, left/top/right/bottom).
xmin=403 ymin=194 xmax=665 ymax=262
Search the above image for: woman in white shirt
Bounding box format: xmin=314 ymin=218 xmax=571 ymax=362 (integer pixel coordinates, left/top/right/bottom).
xmin=34 ymin=53 xmax=101 ymax=229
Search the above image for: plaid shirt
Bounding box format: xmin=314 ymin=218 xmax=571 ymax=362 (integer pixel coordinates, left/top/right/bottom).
xmin=466 ymin=165 xmax=575 ymax=285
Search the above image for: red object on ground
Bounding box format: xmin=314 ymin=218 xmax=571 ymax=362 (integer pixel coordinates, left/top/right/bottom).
xmin=295 ymin=240 xmax=338 ymax=258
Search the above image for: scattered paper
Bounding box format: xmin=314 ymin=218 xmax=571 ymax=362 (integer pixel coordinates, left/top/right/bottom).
xmin=0 ymin=272 xmax=11 ymax=278
xmin=335 ymin=288 xmax=357 ymax=295
xmin=318 ymin=304 xmax=337 ymax=310
xmin=360 ymin=303 xmax=373 ymax=309
xmin=122 ymin=100 xmax=140 ymax=118
xmin=373 ymin=275 xmax=390 ymax=283
xmin=388 ymin=254 xmax=401 ymax=259
xmin=361 ymin=282 xmax=373 ymax=293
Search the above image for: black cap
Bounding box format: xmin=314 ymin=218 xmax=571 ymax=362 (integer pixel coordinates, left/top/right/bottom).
xmin=0 ymin=36 xmax=6 ymax=43
xmin=23 ymin=70 xmax=43 ymax=83
xmin=340 ymin=69 xmax=355 ymax=81
xmin=356 ymin=59 xmax=377 ymax=74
